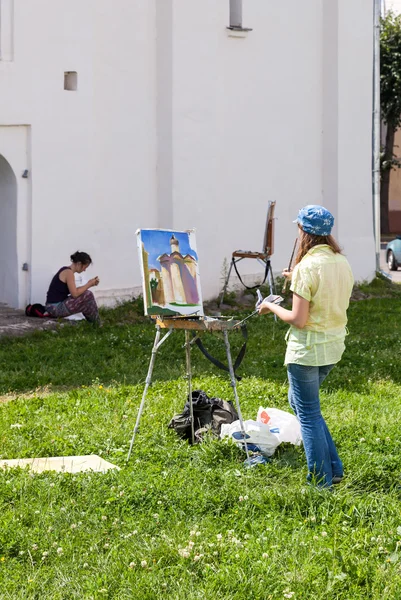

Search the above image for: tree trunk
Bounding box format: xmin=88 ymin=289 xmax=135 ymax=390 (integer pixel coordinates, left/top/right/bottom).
xmin=381 ymin=124 xmax=395 ymax=234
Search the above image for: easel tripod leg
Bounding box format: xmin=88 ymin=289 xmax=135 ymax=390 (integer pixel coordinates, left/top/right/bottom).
xmin=266 ymin=260 xmax=277 ymax=334
xmin=185 ymin=330 xmax=195 ymax=445
xmin=267 ymin=260 xmax=276 ymax=294
xmin=223 ymin=330 xmax=250 ymax=462
xmin=127 ymin=326 xmax=162 ymax=462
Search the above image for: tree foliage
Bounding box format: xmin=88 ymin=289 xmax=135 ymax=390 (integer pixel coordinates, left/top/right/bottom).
xmin=380 ymin=11 xmax=401 ymax=232
xmin=381 ymin=11 xmax=401 ymax=129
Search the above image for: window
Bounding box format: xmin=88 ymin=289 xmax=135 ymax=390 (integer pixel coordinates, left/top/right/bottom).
xmin=64 ymin=71 xmax=78 ymax=91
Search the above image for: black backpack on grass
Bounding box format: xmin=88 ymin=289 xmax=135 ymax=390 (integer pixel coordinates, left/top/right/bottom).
xmin=168 ymin=389 xmax=238 ymax=444
xmin=25 ymin=303 xmax=50 ymax=318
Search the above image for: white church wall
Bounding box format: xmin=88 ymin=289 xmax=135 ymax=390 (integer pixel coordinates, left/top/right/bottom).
xmin=0 ymin=0 xmax=375 ymax=308
xmin=90 ymin=1 xmax=157 ymax=305
xmin=337 ymin=0 xmax=376 ymax=279
xmin=0 ymin=0 xmax=157 ymax=307
xmin=169 ymin=0 xmax=375 ymax=299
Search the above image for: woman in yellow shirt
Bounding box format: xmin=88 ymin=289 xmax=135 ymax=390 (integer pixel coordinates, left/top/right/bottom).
xmin=259 ymin=205 xmax=354 ymax=488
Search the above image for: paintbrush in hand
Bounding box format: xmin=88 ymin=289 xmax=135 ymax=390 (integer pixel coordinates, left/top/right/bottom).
xmin=282 ymin=238 xmax=298 ymax=293
xmin=234 ymin=291 xmax=283 ymax=328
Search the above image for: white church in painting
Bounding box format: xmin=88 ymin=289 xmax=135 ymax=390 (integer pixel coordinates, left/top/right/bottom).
xmin=158 ymin=235 xmax=199 ymax=306
xmin=0 ymin=0 xmax=375 ymax=309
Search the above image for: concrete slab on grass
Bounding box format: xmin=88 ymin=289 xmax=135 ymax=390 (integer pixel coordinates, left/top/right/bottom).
xmin=0 ymin=454 xmax=119 ymax=474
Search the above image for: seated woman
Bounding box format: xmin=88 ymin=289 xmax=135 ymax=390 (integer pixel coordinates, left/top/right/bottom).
xmin=45 ymin=251 xmax=101 ymax=324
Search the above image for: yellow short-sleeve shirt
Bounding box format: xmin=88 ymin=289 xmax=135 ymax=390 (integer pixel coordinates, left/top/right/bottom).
xmin=284 ymin=245 xmax=354 ymax=366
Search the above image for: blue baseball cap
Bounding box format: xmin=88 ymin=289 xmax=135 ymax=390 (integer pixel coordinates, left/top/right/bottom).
xmin=294 ymin=205 xmax=334 ymax=236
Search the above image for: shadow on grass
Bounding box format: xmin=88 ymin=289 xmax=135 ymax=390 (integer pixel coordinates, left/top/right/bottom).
xmin=0 ymin=293 xmax=401 ymax=395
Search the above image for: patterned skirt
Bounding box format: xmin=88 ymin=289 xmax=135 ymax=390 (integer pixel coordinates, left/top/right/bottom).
xmin=46 ymin=290 xmax=100 ymax=324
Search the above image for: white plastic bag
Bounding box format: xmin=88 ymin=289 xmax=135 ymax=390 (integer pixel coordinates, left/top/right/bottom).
xmin=257 ymin=407 xmax=302 ymax=446
xmin=220 ymin=420 xmax=281 ymax=457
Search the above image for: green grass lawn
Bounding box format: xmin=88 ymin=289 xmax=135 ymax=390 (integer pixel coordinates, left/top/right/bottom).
xmin=1 ymin=279 xmax=401 ymax=599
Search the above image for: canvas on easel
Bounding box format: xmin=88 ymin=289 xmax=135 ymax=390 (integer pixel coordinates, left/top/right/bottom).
xmin=128 ymin=228 xmax=250 ymax=463
xmin=137 ymin=229 xmax=204 ymax=317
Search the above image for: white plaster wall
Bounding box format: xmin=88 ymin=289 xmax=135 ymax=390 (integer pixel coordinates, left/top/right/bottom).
xmin=337 ymin=0 xmax=376 ymax=279
xmin=91 ymin=1 xmax=157 ymax=302
xmin=169 ymin=0 xmax=375 ymax=298
xmin=0 ymin=0 xmax=375 ymax=308
xmin=169 ymin=0 xmax=322 ymax=298
xmin=0 ymin=0 xmax=157 ymax=306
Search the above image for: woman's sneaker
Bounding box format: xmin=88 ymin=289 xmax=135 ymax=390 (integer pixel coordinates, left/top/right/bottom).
xmin=332 ymin=475 xmax=343 ymax=484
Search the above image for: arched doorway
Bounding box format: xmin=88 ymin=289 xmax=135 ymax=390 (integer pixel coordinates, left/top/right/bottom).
xmin=0 ymin=154 xmax=18 ymax=307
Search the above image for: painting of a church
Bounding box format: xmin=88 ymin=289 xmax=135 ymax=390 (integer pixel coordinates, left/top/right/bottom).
xmin=137 ymin=229 xmax=203 ymax=317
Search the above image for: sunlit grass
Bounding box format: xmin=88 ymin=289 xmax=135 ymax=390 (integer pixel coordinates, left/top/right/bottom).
xmin=0 ymin=281 xmax=401 ymax=598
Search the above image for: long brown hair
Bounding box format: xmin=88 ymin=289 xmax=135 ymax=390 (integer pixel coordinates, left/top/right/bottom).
xmin=295 ymin=228 xmax=342 ymax=265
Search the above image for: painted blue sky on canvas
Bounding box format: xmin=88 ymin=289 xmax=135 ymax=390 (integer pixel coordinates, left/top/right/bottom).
xmin=140 ymin=230 xmax=198 ymax=270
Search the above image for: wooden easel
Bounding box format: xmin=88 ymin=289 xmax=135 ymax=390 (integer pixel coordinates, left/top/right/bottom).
xmin=219 ymin=201 xmax=276 ymax=305
xmin=127 ymin=316 xmax=250 ymax=462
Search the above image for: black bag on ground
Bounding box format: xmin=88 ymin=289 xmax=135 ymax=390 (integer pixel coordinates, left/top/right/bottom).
xmin=25 ymin=303 xmax=50 ymax=318
xmin=210 ymin=398 xmax=239 ymax=434
xmin=168 ymin=390 xmax=238 ymax=443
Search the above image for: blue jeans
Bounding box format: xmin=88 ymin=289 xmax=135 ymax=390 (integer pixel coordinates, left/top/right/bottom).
xmin=287 ymin=363 xmax=343 ymax=488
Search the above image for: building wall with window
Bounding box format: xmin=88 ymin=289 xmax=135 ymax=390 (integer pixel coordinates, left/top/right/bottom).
xmin=0 ymin=0 xmax=375 ymax=309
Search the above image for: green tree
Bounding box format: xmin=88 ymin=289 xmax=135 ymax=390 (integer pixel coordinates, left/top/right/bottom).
xmin=380 ymin=11 xmax=401 ymax=233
